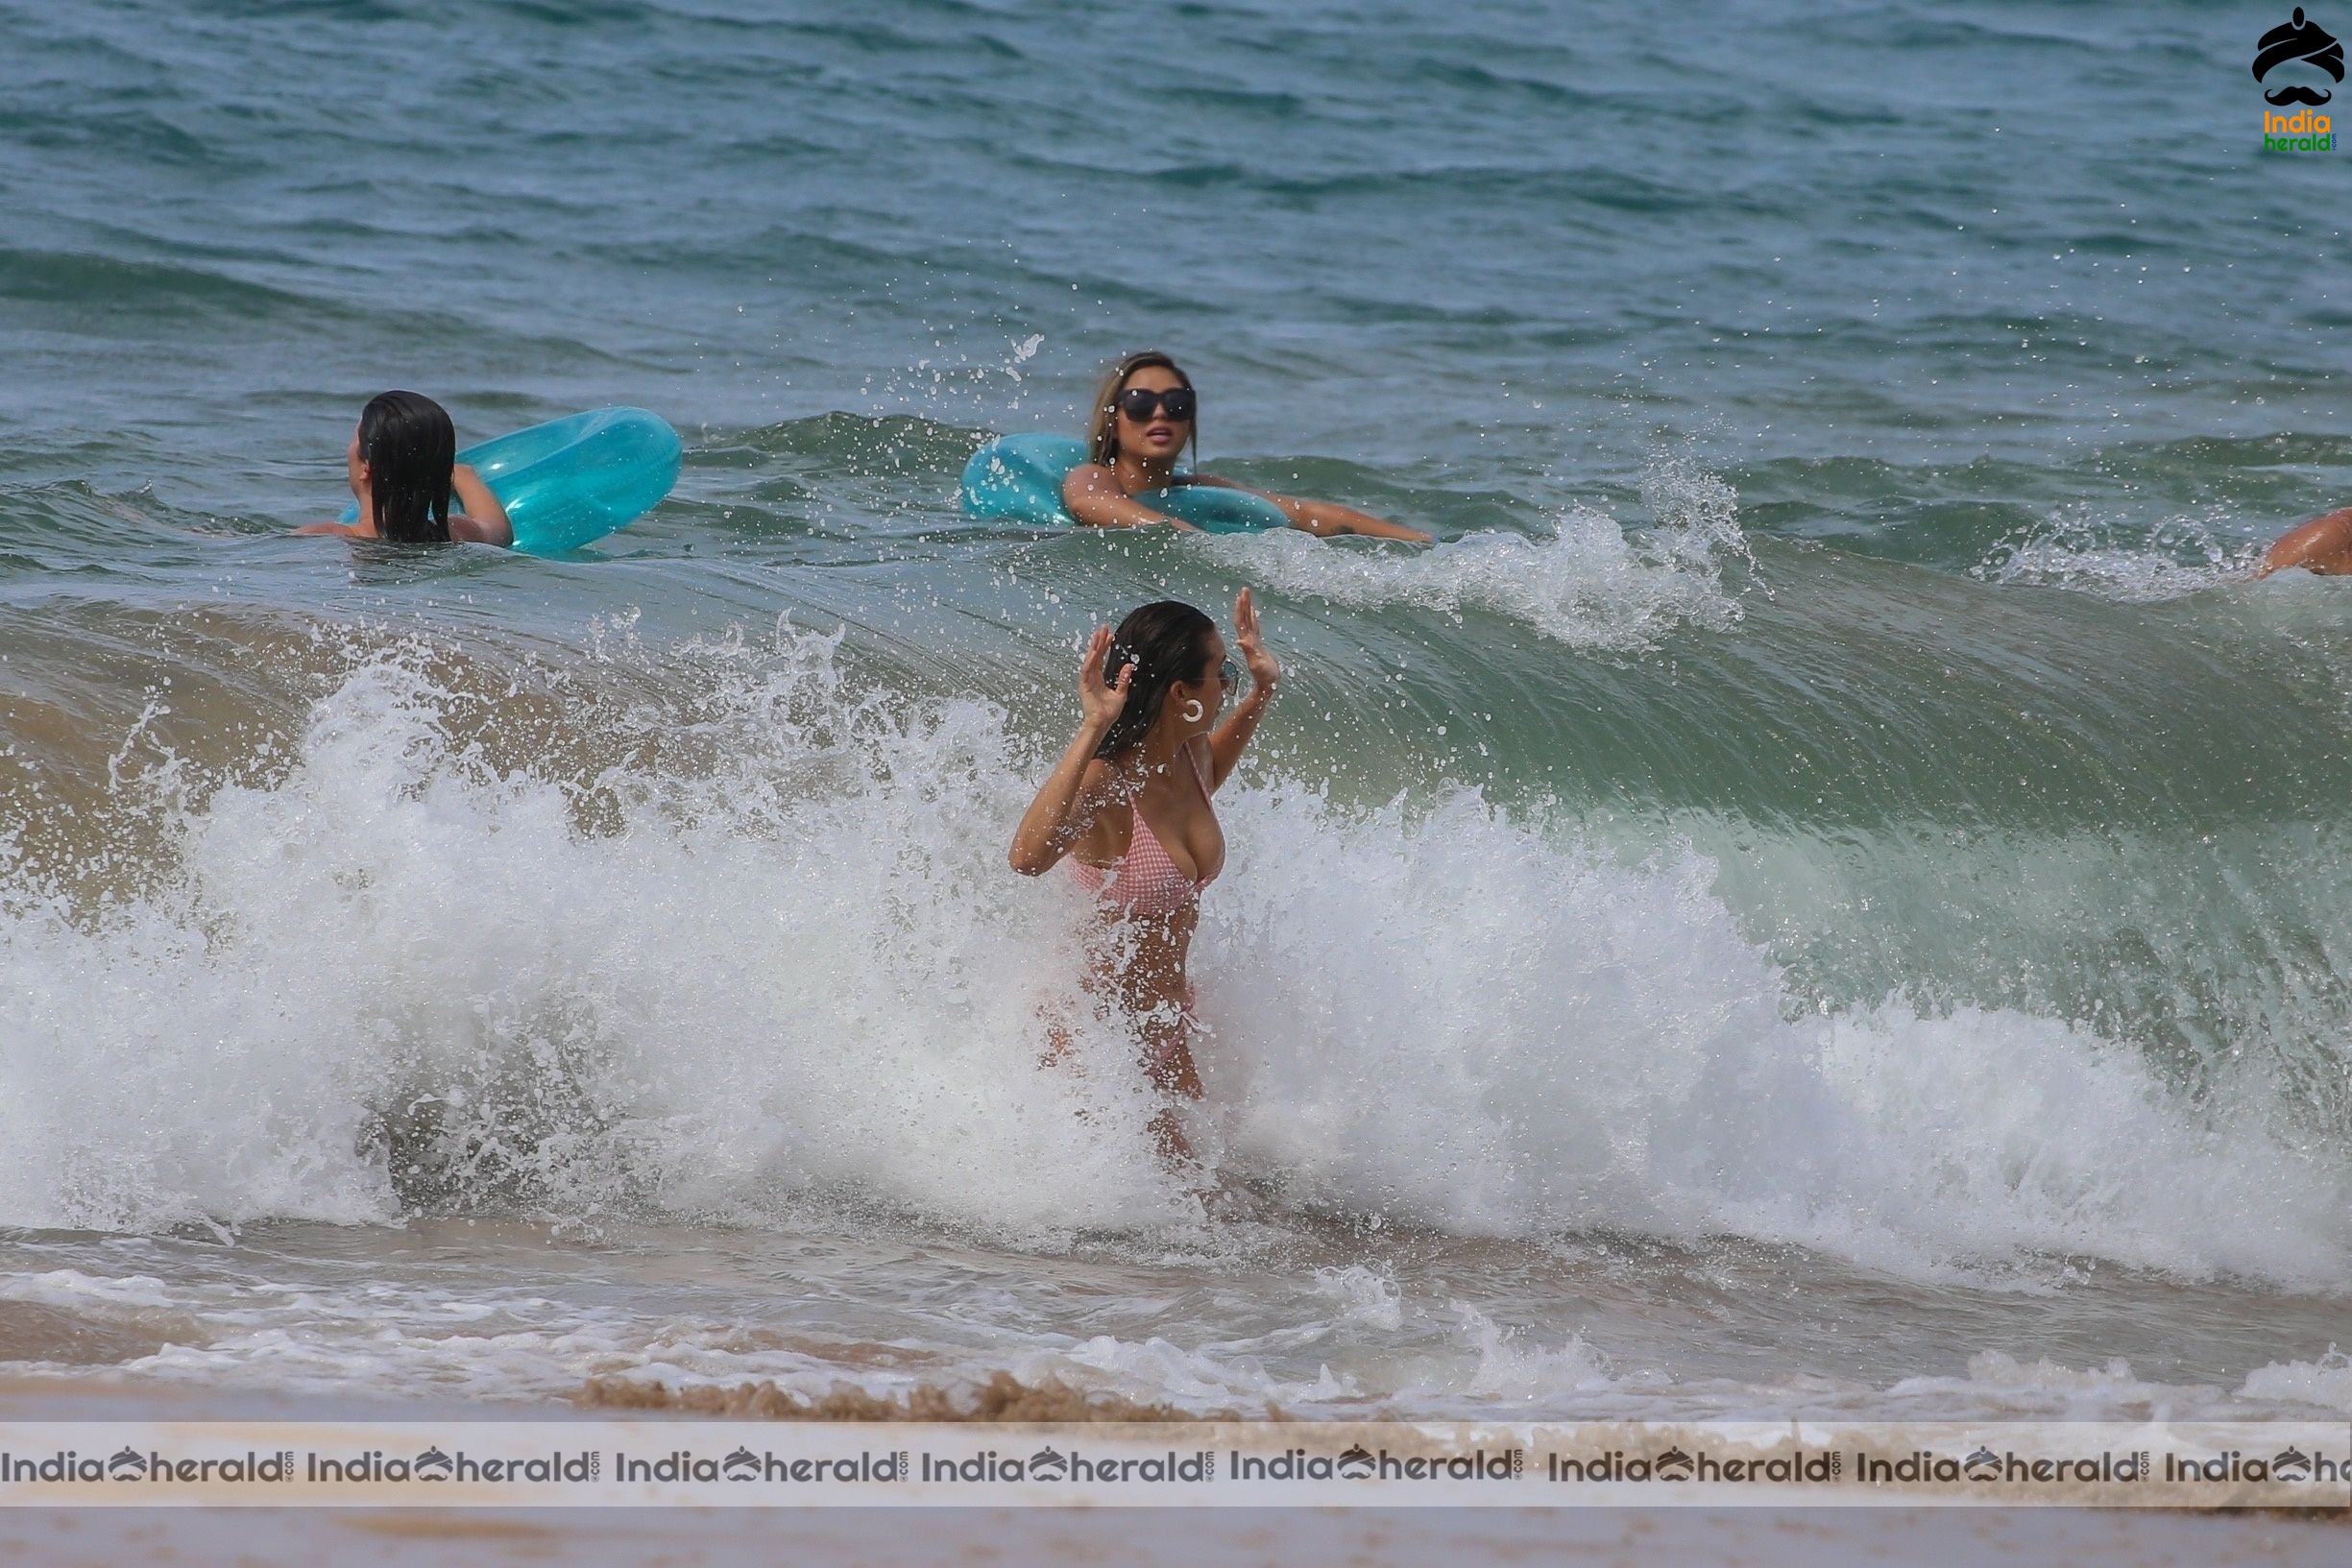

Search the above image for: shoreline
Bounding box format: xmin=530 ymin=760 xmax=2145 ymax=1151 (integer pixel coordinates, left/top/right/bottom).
xmin=0 ymin=1376 xmax=2342 ymax=1567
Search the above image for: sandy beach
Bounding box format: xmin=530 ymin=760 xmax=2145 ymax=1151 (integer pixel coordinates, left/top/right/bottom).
xmin=0 ymin=1377 xmax=2341 ymax=1565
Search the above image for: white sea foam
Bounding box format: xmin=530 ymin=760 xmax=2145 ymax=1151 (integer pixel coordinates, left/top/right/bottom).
xmin=0 ymin=1270 xmax=178 ymax=1309
xmin=1977 ymin=506 xmax=2261 ymax=601
xmin=1019 ymin=1335 xmax=1357 ymax=1411
xmin=1203 ymin=457 xmax=1750 ymax=652
xmin=1311 ymin=1265 xmax=1404 ymax=1332
xmin=1452 ymin=1305 xmax=1614 ymax=1403
xmin=0 ymin=628 xmax=2345 ymax=1298
xmin=19 ymin=1248 xmax=2335 ymax=1423
xmin=1200 ymin=786 xmax=2349 ymax=1288
xmin=2238 ymin=1350 xmax=2352 ymax=1414
xmin=1895 ymin=1351 xmax=2177 ymax=1418
xmin=0 ymin=633 xmax=1184 ymax=1241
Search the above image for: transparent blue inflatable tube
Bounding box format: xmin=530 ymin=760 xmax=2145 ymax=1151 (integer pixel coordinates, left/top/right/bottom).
xmin=341 ymin=406 xmax=681 ymax=553
xmin=959 ymin=432 xmax=1289 ymax=533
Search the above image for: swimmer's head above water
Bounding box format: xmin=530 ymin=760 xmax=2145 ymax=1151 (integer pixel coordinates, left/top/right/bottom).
xmin=299 ymin=392 xmax=511 ymax=545
xmin=1063 ymin=352 xmax=1430 ymax=542
xmin=350 ymin=390 xmax=457 ymax=543
xmin=1086 ymin=350 xmax=1196 ymax=471
xmin=1093 ymin=599 xmax=1230 ymax=760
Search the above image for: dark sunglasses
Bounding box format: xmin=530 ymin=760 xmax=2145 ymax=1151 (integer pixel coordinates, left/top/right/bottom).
xmin=1116 ymin=386 xmax=1197 ymax=423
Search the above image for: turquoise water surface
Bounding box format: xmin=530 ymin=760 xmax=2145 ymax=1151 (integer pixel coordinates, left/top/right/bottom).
xmin=0 ymin=1 xmax=2346 ymax=1423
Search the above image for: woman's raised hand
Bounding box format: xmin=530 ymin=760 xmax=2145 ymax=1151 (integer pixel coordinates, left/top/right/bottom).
xmin=1234 ymin=588 xmax=1279 ymax=690
xmin=1079 ymin=624 xmax=1133 ymax=734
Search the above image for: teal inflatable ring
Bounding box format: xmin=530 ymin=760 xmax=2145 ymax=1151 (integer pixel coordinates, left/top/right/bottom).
xmin=341 ymin=406 xmax=681 ymax=554
xmin=959 ymin=433 xmax=1290 ymax=533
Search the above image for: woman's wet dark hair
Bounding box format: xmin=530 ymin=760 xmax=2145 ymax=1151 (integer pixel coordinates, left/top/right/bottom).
xmin=1094 ymin=599 xmax=1217 ymax=760
xmin=358 ymin=390 xmax=455 ymax=543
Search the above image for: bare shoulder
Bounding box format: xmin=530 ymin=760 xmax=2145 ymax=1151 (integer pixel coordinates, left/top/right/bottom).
xmin=1077 ymin=753 xmax=1121 ymax=801
xmin=291 ymin=521 xmax=359 ymax=538
xmin=2265 ymin=508 xmax=2352 ymax=576
xmin=447 ymin=514 xmax=507 ymax=545
xmin=1068 ymin=755 xmax=1130 ymax=856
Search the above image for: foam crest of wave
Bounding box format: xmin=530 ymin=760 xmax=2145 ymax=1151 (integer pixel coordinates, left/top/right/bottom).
xmin=1198 ymin=793 xmax=2349 ymax=1286
xmin=0 ymin=632 xmax=1183 ymax=1238
xmin=1976 ymin=505 xmax=2260 ymax=601
xmin=1205 ymin=458 xmax=1748 ymax=652
xmin=0 ymin=628 xmax=2342 ymax=1291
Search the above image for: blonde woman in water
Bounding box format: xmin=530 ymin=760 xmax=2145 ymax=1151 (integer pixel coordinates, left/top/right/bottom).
xmin=1061 ymin=350 xmax=1431 ymax=542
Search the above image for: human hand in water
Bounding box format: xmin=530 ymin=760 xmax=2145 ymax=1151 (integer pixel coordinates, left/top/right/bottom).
xmin=1079 ymin=624 xmax=1134 ymax=734
xmin=1234 ymin=589 xmax=1279 ymax=691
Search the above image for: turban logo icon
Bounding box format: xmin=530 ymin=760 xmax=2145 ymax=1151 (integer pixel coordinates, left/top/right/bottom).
xmin=2254 ymin=8 xmax=2344 ymax=106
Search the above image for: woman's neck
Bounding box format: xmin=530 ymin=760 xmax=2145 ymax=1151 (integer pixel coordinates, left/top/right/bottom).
xmin=1116 ymin=726 xmax=1188 ymax=786
xmin=1114 ymin=449 xmax=1180 ymax=493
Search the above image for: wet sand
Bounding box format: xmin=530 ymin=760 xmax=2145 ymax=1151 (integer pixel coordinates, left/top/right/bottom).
xmin=4 ymin=1488 xmax=2345 ymax=1568
xmin=0 ymin=1376 xmax=2340 ymax=1567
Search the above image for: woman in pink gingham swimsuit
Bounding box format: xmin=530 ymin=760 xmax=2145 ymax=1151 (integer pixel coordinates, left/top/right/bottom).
xmin=1010 ymin=591 xmax=1281 ymax=1162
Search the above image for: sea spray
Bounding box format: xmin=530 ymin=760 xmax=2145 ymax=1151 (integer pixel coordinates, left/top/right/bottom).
xmin=1204 ymin=452 xmax=1752 ymax=653
xmin=1 ymin=630 xmax=2343 ymax=1291
xmin=1200 ymin=783 xmax=2350 ymax=1285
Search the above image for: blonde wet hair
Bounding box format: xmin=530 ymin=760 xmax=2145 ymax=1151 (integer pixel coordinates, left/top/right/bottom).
xmin=1085 ymin=350 xmax=1196 ymax=467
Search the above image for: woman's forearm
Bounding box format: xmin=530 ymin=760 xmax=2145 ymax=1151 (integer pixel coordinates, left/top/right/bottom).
xmin=1079 ymin=501 xmax=1199 ymax=531
xmin=2259 ymin=507 xmax=2352 ymax=577
xmin=1273 ymin=495 xmax=1431 ymax=543
xmin=1064 ymin=468 xmax=1201 ymax=531
xmin=1009 ymin=721 xmax=1110 ymax=874
xmin=1331 ymin=506 xmax=1433 ymax=543
xmin=1208 ymin=687 xmax=1274 ymax=784
xmin=450 ymin=464 xmax=514 ymax=545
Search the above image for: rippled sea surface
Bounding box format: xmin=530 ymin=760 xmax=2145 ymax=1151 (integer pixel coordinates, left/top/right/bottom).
xmin=1 ymin=1 xmax=2347 ymax=1422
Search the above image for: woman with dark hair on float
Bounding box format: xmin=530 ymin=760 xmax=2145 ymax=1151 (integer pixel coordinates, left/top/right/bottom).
xmin=295 ymin=391 xmax=512 ymax=545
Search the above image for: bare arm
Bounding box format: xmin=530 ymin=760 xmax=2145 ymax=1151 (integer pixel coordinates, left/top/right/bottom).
xmin=1010 ymin=627 xmax=1130 ymax=875
xmin=1204 ymin=588 xmax=1278 ymax=789
xmin=2257 ymin=508 xmax=2352 ymax=578
xmin=1188 ymin=474 xmax=1432 ymax=543
xmin=295 ymin=464 xmax=510 ymax=544
xmin=1062 ymin=463 xmax=1202 ymax=531
xmin=448 ymin=464 xmax=513 ymax=546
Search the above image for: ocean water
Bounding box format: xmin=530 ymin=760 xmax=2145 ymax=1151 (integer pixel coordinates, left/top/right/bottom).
xmin=1 ymin=0 xmax=2348 ymax=1424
